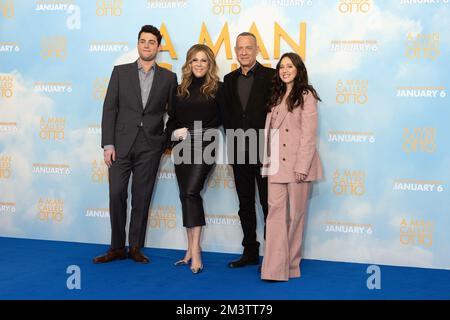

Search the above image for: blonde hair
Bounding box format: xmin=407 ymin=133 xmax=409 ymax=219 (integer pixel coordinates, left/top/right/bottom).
xmin=177 ymin=44 xmax=219 ymax=99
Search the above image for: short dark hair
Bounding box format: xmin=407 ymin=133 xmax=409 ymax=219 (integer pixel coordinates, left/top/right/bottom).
xmin=138 ymin=25 xmax=162 ymax=45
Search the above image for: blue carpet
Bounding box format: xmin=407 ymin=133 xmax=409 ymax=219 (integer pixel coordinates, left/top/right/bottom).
xmin=0 ymin=237 xmax=449 ymax=300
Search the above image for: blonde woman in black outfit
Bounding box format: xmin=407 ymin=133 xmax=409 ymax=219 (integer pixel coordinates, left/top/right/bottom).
xmin=166 ymin=44 xmax=221 ymax=274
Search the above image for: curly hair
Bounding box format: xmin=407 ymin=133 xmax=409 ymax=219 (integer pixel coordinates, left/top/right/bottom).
xmin=267 ymin=52 xmax=321 ymax=112
xmin=177 ymin=44 xmax=219 ymax=99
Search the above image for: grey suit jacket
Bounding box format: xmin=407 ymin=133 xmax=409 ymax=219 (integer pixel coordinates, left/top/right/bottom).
xmin=101 ymin=61 xmax=177 ymax=158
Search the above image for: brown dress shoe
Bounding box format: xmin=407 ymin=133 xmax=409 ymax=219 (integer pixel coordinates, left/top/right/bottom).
xmin=128 ymin=247 xmax=149 ymax=264
xmin=93 ymin=248 xmax=127 ymax=264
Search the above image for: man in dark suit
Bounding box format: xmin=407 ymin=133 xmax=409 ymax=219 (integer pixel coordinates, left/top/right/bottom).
xmin=94 ymin=25 xmax=177 ymax=264
xmin=222 ymin=32 xmax=276 ymax=268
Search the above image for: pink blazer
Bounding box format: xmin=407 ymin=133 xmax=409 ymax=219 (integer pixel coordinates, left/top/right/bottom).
xmin=262 ymin=91 xmax=323 ymax=183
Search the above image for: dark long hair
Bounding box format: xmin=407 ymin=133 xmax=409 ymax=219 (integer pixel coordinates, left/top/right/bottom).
xmin=267 ymin=52 xmax=321 ymax=112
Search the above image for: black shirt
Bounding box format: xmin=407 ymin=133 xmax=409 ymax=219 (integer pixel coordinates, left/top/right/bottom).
xmin=237 ymin=63 xmax=257 ymax=111
xmin=167 ymin=77 xmax=222 ymax=134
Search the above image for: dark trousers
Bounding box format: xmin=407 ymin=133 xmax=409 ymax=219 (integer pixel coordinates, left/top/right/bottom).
xmin=231 ymin=163 xmax=268 ymax=257
xmin=108 ymin=128 xmax=162 ymax=249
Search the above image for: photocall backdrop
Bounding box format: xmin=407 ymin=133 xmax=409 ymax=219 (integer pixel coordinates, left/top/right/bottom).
xmin=1 ymin=0 xmax=449 ymax=270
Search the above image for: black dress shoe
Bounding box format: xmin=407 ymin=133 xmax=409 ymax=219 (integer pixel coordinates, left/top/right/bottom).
xmin=128 ymin=247 xmax=150 ymax=264
xmin=228 ymin=255 xmax=259 ymax=268
xmin=92 ymin=248 xmax=127 ymax=264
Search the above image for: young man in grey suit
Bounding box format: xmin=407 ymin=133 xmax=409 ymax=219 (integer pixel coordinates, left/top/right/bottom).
xmin=94 ymin=25 xmax=177 ymax=264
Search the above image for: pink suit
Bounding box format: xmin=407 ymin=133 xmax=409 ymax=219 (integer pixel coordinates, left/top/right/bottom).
xmin=261 ymin=91 xmax=323 ymax=281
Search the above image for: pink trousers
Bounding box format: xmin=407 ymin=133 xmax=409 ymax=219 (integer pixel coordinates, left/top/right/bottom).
xmin=261 ymin=182 xmax=311 ymax=281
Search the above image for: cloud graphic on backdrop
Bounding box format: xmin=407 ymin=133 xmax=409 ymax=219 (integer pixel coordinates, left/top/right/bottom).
xmin=0 ymin=72 xmax=53 ymax=234
xmin=0 ymin=72 xmax=80 ymax=237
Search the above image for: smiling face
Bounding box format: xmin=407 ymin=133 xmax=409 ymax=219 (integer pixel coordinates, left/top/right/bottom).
xmin=235 ymin=35 xmax=259 ymax=69
xmin=190 ymin=50 xmax=209 ymax=78
xmin=278 ymin=56 xmax=298 ymax=86
xmin=137 ymin=32 xmax=160 ymax=62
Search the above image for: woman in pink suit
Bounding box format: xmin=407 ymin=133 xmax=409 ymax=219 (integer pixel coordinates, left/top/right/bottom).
xmin=261 ymin=52 xmax=323 ymax=281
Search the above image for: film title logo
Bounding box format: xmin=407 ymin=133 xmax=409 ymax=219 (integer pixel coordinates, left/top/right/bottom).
xmin=147 ymin=0 xmax=187 ymax=9
xmin=96 ymin=0 xmax=122 ymax=16
xmin=91 ymin=160 xmax=108 ymax=183
xmin=325 ymin=221 xmax=373 ymax=235
xmin=149 ymin=206 xmax=176 ymax=229
xmin=32 ymin=164 xmax=71 ymax=175
xmin=201 ymin=21 xmax=306 ymax=71
xmin=328 ymin=131 xmax=375 ymax=143
xmin=405 ymin=32 xmax=440 ymax=60
xmin=85 ymin=208 xmax=109 ymax=218
xmin=35 ymin=0 xmax=73 ymax=11
xmin=34 ymin=82 xmax=72 ymax=94
xmin=400 ymin=218 xmax=434 ymax=248
xmin=402 ymin=127 xmax=436 ymax=153
xmin=393 ymin=179 xmax=444 ymax=193
xmin=0 ymin=75 xmax=13 ymax=98
xmin=150 ymin=21 xmax=306 ymax=71
xmin=37 ymin=198 xmax=64 ymax=222
xmin=0 ymin=122 xmax=18 ymax=134
xmin=338 ymin=0 xmax=371 ymax=13
xmin=212 ymin=0 xmax=241 ymax=15
xmin=93 ymin=78 xmax=108 ymax=100
xmin=0 ymin=74 xmax=13 ymax=98
xmin=0 ymin=155 xmax=11 ymax=179
xmin=0 ymin=42 xmax=20 ymax=53
xmin=336 ymin=80 xmax=368 ymax=105
xmin=0 ymin=202 xmax=15 ymax=214
xmin=333 ymin=169 xmax=366 ymax=196
xmin=41 ymin=36 xmax=67 ymax=60
xmin=396 ymin=86 xmax=446 ymax=98
xmin=0 ymin=0 xmax=14 ymax=18
xmin=208 ymin=165 xmax=235 ymax=189
xmin=39 ymin=117 xmax=65 ymax=140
